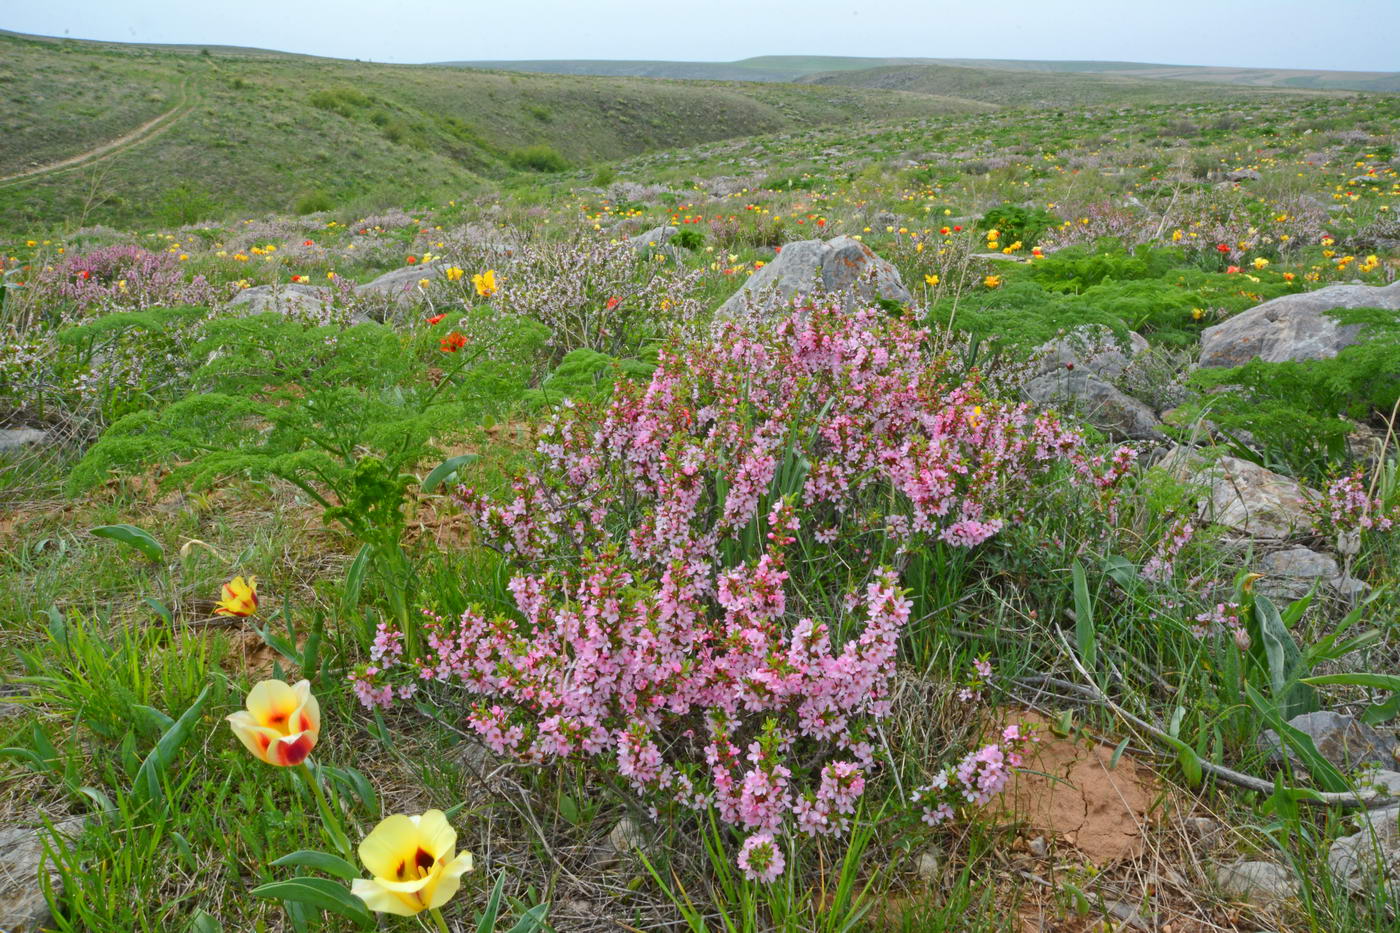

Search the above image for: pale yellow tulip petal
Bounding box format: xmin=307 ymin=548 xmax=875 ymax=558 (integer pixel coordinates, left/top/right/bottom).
xmin=442 ymin=850 xmax=474 ymax=879
xmin=414 ymin=809 xmax=457 ymax=860
xmin=358 ymin=814 xmax=419 ymax=879
xmin=423 ymin=868 xmax=463 ymax=910
xmin=351 ymin=878 xmax=421 ymax=916
xmin=245 ymin=680 xmax=299 ymax=727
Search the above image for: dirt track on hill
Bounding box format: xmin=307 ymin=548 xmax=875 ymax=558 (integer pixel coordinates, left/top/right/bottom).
xmin=0 ymin=78 xmax=195 ymax=188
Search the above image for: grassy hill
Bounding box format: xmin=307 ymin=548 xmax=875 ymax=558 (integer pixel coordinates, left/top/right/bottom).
xmin=0 ymin=33 xmax=980 ymax=229
xmin=795 ymin=61 xmax=1346 ymax=107
xmin=452 ymin=54 xmax=1400 ymax=93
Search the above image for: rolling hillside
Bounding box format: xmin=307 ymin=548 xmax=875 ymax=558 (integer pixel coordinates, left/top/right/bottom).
xmin=0 ymin=33 xmax=979 ymax=229
xmin=453 ymin=54 xmax=1400 ymax=93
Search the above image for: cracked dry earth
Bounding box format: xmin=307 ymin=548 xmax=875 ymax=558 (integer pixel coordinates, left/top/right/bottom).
xmin=1000 ymin=712 xmax=1157 ymax=865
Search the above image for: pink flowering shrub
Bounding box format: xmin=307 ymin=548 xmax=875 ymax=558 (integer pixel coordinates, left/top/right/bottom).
xmin=35 ymin=245 xmax=214 ymax=319
xmin=1310 ymin=469 xmax=1395 ymax=544
xmin=354 ymin=303 xmax=1130 ymax=872
xmin=911 ymin=724 xmax=1035 ymax=826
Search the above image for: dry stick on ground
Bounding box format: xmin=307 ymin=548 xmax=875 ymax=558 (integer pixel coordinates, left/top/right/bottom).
xmin=1015 ymin=649 xmax=1389 ymax=809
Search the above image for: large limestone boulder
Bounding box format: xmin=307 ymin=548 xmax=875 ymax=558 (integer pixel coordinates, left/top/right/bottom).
xmin=1023 ymin=370 xmax=1162 ymax=440
xmin=1198 ymin=282 xmax=1400 ymax=368
xmin=1159 ymin=446 xmax=1316 ymax=540
xmin=716 ymin=237 xmax=911 ymax=317
xmin=627 ymin=225 xmax=678 ymax=251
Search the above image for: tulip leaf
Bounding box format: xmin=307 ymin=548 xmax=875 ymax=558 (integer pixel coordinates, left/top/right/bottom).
xmin=271 ymin=849 xmax=359 ymax=880
xmin=185 ymin=909 xmax=224 ymax=933
xmin=504 ymin=903 xmax=551 ymax=933
xmin=475 ymin=873 xmax=507 ymax=933
xmin=252 ymin=877 xmax=371 ymax=926
xmin=131 ymin=683 xmax=213 ymax=808
xmin=91 ymin=523 xmax=164 ymax=562
xmin=341 ymin=543 xmax=371 ymax=616
xmin=422 ymin=453 xmax=478 ymax=494
xmin=1301 ymin=672 xmax=1400 ymax=691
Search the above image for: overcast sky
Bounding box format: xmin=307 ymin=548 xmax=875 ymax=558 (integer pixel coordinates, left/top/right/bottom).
xmin=5 ymin=0 xmax=1398 ymax=72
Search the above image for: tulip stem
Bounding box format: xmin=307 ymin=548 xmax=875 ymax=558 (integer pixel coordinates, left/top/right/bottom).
xmin=428 ymin=907 xmax=450 ymax=933
xmin=298 ymin=761 xmax=353 ymax=860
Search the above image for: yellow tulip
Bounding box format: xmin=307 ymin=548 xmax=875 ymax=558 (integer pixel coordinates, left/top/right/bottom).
xmin=352 ymin=810 xmax=474 ymax=916
xmin=471 ymin=269 xmax=498 ymax=297
xmin=444 ymin=266 xmax=464 ymax=282
xmin=214 ymin=575 xmax=258 ymax=617
xmin=226 ymin=679 xmax=320 ymax=767
xmin=983 ymin=275 xmax=1002 ymax=289
xmin=924 ymin=274 xmax=939 ymax=287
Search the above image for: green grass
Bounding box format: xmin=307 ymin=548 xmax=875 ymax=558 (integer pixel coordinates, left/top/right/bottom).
xmin=0 ymin=32 xmax=981 ymax=229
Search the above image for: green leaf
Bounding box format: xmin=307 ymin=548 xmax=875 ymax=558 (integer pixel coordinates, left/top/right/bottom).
xmin=422 ymin=453 xmax=478 ymax=494
xmin=1071 ymin=561 xmax=1096 ymax=670
xmin=1245 ymin=683 xmax=1349 ymax=792
xmin=1301 ymin=673 xmax=1400 ymax=691
xmin=1362 ymin=694 xmax=1400 ymax=726
xmin=475 ymin=873 xmax=507 ymax=933
xmin=131 ymin=683 xmax=214 ymax=809
xmin=504 ymin=903 xmax=551 ymax=933
xmin=251 ymin=876 xmax=371 ymax=926
xmin=341 ymin=544 xmax=372 ymax=616
xmin=91 ymin=524 xmax=164 ymax=562
xmin=271 ymin=850 xmax=359 ymax=880
xmin=186 ymin=909 xmax=224 ymax=933
xmin=144 ymin=597 xmax=174 ymax=625
xmin=1251 ymin=595 xmax=1316 ymax=719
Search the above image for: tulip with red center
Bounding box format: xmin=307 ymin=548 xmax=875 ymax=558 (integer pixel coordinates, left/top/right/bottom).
xmin=226 ymin=679 xmax=320 ymax=766
xmin=214 ymin=575 xmax=258 ymax=617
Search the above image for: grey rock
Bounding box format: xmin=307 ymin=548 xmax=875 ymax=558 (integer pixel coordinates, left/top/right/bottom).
xmin=626 ymin=225 xmax=678 ymax=251
xmin=1262 ymin=712 xmax=1399 ymax=771
xmin=227 ymin=283 xmax=331 ymax=316
xmin=1328 ymin=805 xmax=1400 ymax=898
xmin=872 ymin=210 xmax=897 ymax=228
xmin=355 ymin=261 xmax=443 ymax=304
xmin=915 ymin=848 xmax=941 ymax=882
xmin=1023 ymin=370 xmax=1162 ymax=440
xmin=1216 ymin=860 xmax=1297 ymax=905
xmin=0 ymin=820 xmax=81 ymax=933
xmin=1198 ymin=282 xmax=1400 ymax=368
xmin=716 ymin=236 xmax=911 ymax=318
xmin=608 ymin=817 xmax=644 ymax=854
xmin=1256 ymin=546 xmax=1368 ymax=602
xmin=1027 ymin=836 xmax=1049 ymax=858
xmin=1363 ymin=770 xmax=1400 ymax=798
xmin=1034 ymin=325 xmax=1150 ymax=379
xmin=1225 ymin=168 xmax=1262 ymax=182
xmin=0 ymin=428 xmax=47 ymax=455
xmin=1158 ymin=448 xmax=1315 ymax=540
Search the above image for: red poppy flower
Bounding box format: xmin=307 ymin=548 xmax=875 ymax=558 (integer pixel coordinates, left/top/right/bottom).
xmin=953 ymin=225 xmax=963 ymax=232
xmin=439 ymin=331 xmax=467 ymax=352
xmin=426 ymin=313 xmax=445 ymax=325
xmin=1216 ymin=244 xmax=1230 ymax=253
xmin=605 ymin=297 xmax=621 ymax=310
xmin=1226 ymin=265 xmax=1241 ymax=274
xmin=303 ymin=239 xmax=314 ymax=246
xmin=406 ymin=256 xmax=417 ymax=265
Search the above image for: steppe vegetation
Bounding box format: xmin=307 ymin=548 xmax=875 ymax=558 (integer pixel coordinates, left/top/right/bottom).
xmin=2 ymin=28 xmax=1400 ymax=933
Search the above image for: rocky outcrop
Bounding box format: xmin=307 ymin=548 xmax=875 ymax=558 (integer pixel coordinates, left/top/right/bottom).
xmin=1198 ymin=282 xmax=1400 ymax=368
xmin=715 ymin=236 xmax=911 ymax=318
xmin=1256 ymin=546 xmax=1367 ymax=602
xmin=1023 ymin=370 xmax=1162 ymax=440
xmin=0 ymin=428 xmax=47 ymax=455
xmin=1330 ymin=805 xmax=1400 ymax=900
xmin=228 ymin=283 xmax=332 ymax=316
xmin=355 ymin=261 xmax=443 ymax=304
xmin=0 ymin=820 xmax=81 ymax=933
xmin=626 ymin=226 xmax=679 ymax=251
xmin=1033 ymin=326 xmax=1150 ymax=379
xmin=1261 ymin=711 xmax=1400 ymax=771
xmin=1158 ymin=447 xmax=1315 ymax=540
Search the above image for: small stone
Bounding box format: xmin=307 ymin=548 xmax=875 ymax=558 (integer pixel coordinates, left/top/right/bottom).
xmin=1216 ymin=860 xmax=1297 ymax=905
xmin=0 ymin=819 xmax=81 ymax=933
xmin=1328 ymin=805 xmax=1400 ymax=898
xmin=1027 ymin=836 xmax=1049 ymax=858
xmin=0 ymin=428 xmax=47 ymax=455
xmin=915 ymin=848 xmax=941 ymax=882
xmin=1260 ymin=711 xmax=1399 ymax=771
xmin=609 ymin=816 xmax=644 ymax=854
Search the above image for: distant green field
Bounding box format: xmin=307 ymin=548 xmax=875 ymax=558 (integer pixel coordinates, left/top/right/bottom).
xmin=0 ymin=34 xmax=979 ymax=229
